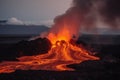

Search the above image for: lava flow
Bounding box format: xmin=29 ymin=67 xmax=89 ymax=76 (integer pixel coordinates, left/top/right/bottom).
xmin=0 ymin=0 xmax=100 ymax=73
xmin=0 ymin=27 xmax=99 ymax=74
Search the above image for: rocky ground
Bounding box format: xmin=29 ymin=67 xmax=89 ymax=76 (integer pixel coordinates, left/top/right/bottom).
xmin=0 ymin=39 xmax=120 ymax=80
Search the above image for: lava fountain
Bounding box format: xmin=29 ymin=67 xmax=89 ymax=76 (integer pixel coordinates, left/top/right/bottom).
xmin=0 ymin=0 xmax=100 ymax=73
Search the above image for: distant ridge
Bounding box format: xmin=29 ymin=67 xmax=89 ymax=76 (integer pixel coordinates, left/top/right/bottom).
xmin=0 ymin=24 xmax=50 ymax=35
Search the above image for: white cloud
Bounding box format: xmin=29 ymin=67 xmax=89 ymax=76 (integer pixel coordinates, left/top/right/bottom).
xmin=7 ymin=17 xmax=24 ymax=25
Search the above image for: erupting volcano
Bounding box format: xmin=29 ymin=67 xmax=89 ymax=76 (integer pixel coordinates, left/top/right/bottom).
xmin=0 ymin=0 xmax=100 ymax=74
xmin=0 ymin=27 xmax=99 ymax=73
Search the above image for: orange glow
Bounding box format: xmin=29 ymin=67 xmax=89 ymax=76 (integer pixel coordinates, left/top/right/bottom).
xmin=47 ymin=27 xmax=71 ymax=44
xmin=0 ymin=27 xmax=99 ymax=73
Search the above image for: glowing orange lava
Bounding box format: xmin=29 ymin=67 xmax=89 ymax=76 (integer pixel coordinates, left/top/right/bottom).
xmin=0 ymin=27 xmax=99 ymax=74
xmin=47 ymin=27 xmax=71 ymax=44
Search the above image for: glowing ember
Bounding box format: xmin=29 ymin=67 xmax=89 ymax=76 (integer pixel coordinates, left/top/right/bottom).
xmin=0 ymin=31 xmax=99 ymax=73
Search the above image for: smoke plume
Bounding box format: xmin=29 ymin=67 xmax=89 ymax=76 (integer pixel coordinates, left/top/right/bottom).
xmin=47 ymin=0 xmax=120 ymax=40
xmin=73 ymin=0 xmax=120 ymax=29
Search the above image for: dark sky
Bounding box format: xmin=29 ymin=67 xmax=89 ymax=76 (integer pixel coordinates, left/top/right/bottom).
xmin=0 ymin=0 xmax=72 ymax=24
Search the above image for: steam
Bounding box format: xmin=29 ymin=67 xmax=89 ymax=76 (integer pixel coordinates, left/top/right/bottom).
xmin=48 ymin=0 xmax=120 ymax=39
xmin=7 ymin=17 xmax=24 ymax=25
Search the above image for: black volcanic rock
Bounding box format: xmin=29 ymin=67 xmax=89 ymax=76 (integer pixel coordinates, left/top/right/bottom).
xmin=0 ymin=38 xmax=52 ymax=61
xmin=15 ymin=38 xmax=52 ymax=57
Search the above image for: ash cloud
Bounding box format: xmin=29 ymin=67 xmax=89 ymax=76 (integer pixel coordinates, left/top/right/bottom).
xmin=100 ymin=0 xmax=120 ymax=28
xmin=45 ymin=0 xmax=120 ymax=39
xmin=73 ymin=0 xmax=120 ymax=29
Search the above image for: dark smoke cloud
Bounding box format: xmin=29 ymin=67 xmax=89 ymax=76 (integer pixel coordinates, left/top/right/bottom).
xmin=47 ymin=0 xmax=120 ymax=40
xmin=73 ymin=0 xmax=120 ymax=29
xmin=100 ymin=0 xmax=120 ymax=28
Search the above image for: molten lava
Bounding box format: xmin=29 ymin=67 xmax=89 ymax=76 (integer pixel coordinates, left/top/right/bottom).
xmin=0 ymin=28 xmax=99 ymax=74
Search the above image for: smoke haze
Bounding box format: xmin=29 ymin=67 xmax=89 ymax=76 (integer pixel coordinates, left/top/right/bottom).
xmin=49 ymin=0 xmax=120 ymax=39
xmin=73 ymin=0 xmax=120 ymax=29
